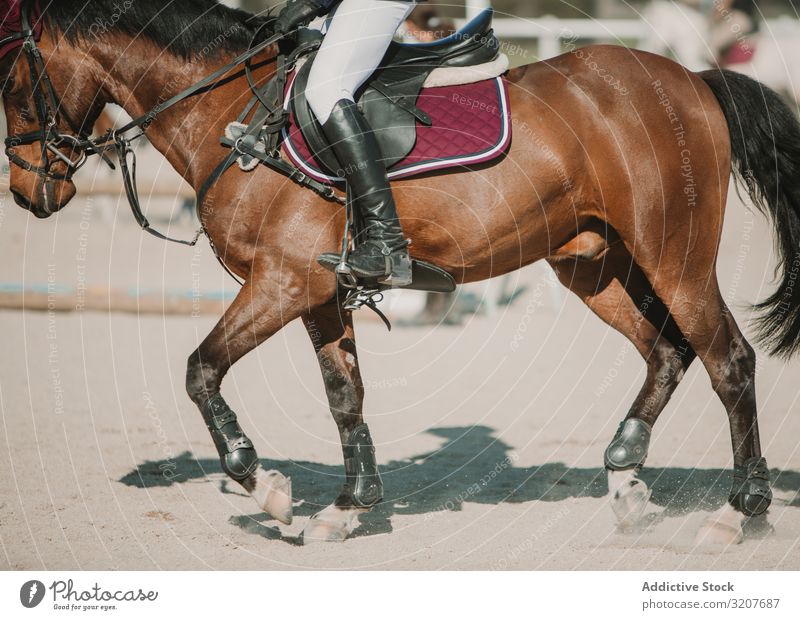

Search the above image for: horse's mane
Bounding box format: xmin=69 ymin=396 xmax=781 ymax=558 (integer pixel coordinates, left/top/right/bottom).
xmin=44 ymin=0 xmax=272 ymax=59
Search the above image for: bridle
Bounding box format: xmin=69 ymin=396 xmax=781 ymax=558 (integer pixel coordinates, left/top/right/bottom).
xmin=1 ymin=1 xmax=107 ymax=183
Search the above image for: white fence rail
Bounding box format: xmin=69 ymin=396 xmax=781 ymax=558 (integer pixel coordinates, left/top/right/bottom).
xmin=459 ymin=17 xmax=651 ymax=59
xmin=458 ymin=3 xmax=794 ymax=61
xmin=459 ymin=0 xmax=651 ymax=57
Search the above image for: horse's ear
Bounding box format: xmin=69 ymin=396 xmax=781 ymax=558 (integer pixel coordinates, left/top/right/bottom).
xmin=0 ymin=0 xmax=45 ymax=58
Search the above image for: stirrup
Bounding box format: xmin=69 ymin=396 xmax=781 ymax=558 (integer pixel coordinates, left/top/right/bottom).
xmin=378 ymin=244 xmax=412 ymax=287
xmin=335 ymin=260 xmax=359 ymax=289
xmin=318 ymin=252 xmax=456 ymax=294
xmin=341 ymin=287 xmax=392 ymax=330
xmin=330 ymin=242 xmax=412 ymax=290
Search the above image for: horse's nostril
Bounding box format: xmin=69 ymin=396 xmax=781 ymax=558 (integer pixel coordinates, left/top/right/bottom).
xmin=11 ymin=189 xmax=50 ymax=218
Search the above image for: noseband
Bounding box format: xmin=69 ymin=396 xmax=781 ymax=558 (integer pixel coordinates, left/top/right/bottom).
xmin=1 ymin=1 xmax=105 ymax=183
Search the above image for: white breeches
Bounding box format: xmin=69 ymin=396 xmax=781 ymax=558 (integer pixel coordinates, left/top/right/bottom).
xmin=305 ymin=0 xmax=416 ymax=124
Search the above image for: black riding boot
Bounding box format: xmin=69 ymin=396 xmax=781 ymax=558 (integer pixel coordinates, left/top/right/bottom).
xmin=318 ymin=99 xmax=412 ymax=286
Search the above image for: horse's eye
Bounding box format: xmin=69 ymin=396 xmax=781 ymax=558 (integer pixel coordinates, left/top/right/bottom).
xmin=1 ymin=73 xmax=24 ymax=97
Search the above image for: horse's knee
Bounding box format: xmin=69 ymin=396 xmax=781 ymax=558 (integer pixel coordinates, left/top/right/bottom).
xmin=318 ymin=349 xmax=363 ymax=433
xmin=713 ymin=337 xmax=756 ymax=405
xmin=185 ymin=350 xmax=222 ymax=405
xmin=728 ymin=337 xmax=756 ymax=378
xmin=648 ymin=340 xmax=688 ymax=389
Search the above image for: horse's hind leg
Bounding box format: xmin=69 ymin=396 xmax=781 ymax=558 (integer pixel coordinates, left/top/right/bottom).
xmin=185 ymin=274 xmax=321 ymax=526
xmin=299 ymin=300 xmax=383 ymax=544
xmin=549 ymin=244 xmax=696 ymax=529
xmin=679 ymin=301 xmax=769 ymax=544
xmin=628 ymin=231 xmax=770 ymax=544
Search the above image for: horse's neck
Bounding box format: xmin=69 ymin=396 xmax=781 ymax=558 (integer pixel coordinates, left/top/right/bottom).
xmin=98 ymin=42 xmax=255 ymax=189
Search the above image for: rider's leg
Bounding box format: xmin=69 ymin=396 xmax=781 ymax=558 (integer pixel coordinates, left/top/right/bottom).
xmin=305 ymin=0 xmax=416 ymax=124
xmin=306 ymin=0 xmax=416 ymax=285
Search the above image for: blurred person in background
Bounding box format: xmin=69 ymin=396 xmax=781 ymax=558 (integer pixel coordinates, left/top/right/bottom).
xmin=638 ymin=0 xmax=800 ymax=108
xmin=709 ymin=0 xmax=759 ymax=66
xmin=396 ymin=5 xmax=456 ymax=43
xmin=705 ymin=0 xmax=800 ymax=106
xmin=639 ymin=0 xmax=711 ymax=71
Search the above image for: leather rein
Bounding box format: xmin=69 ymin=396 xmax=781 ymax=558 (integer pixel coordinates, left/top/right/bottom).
xmin=2 ymin=2 xmax=325 ymax=251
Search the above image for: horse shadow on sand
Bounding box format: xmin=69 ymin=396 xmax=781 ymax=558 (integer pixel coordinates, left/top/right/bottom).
xmin=119 ymin=425 xmax=800 ymax=543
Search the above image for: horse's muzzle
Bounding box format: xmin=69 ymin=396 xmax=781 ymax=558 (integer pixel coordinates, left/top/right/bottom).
xmin=11 ymin=188 xmax=51 ymax=218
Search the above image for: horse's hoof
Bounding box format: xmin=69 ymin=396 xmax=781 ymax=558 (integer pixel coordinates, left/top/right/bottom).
xmin=244 ymin=468 xmax=293 ymax=525
xmin=300 ymin=505 xmax=362 ymax=545
xmin=694 ymin=505 xmax=744 ymax=546
xmin=608 ymin=470 xmax=652 ymax=531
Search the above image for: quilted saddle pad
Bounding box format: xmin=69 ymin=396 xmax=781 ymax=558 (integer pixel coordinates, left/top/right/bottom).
xmin=281 ymin=75 xmax=512 ymax=184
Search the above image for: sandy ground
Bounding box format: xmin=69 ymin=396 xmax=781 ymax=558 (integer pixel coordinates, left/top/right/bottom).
xmin=0 ymin=177 xmax=799 ymax=570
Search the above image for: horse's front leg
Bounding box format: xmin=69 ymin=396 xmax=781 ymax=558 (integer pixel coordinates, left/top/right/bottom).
xmin=299 ymin=300 xmax=383 ymax=543
xmin=185 ymin=273 xmax=316 ymax=525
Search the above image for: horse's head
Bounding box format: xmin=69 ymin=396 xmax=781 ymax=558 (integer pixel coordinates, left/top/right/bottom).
xmin=1 ymin=56 xmax=78 ymax=217
xmin=1 ymin=1 xmax=104 ymax=218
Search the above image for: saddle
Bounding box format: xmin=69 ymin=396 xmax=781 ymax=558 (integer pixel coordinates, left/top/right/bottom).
xmin=221 ymin=9 xmax=510 ymax=317
xmin=289 ymin=8 xmax=501 ymax=175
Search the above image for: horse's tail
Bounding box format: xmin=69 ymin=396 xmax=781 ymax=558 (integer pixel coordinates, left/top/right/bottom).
xmin=700 ymin=68 xmax=800 ymax=358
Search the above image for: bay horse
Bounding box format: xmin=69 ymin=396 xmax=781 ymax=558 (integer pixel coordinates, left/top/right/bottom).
xmin=3 ymin=0 xmax=800 ymax=544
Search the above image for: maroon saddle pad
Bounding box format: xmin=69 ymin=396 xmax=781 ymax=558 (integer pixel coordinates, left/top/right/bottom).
xmin=281 ymin=74 xmax=512 ymax=184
